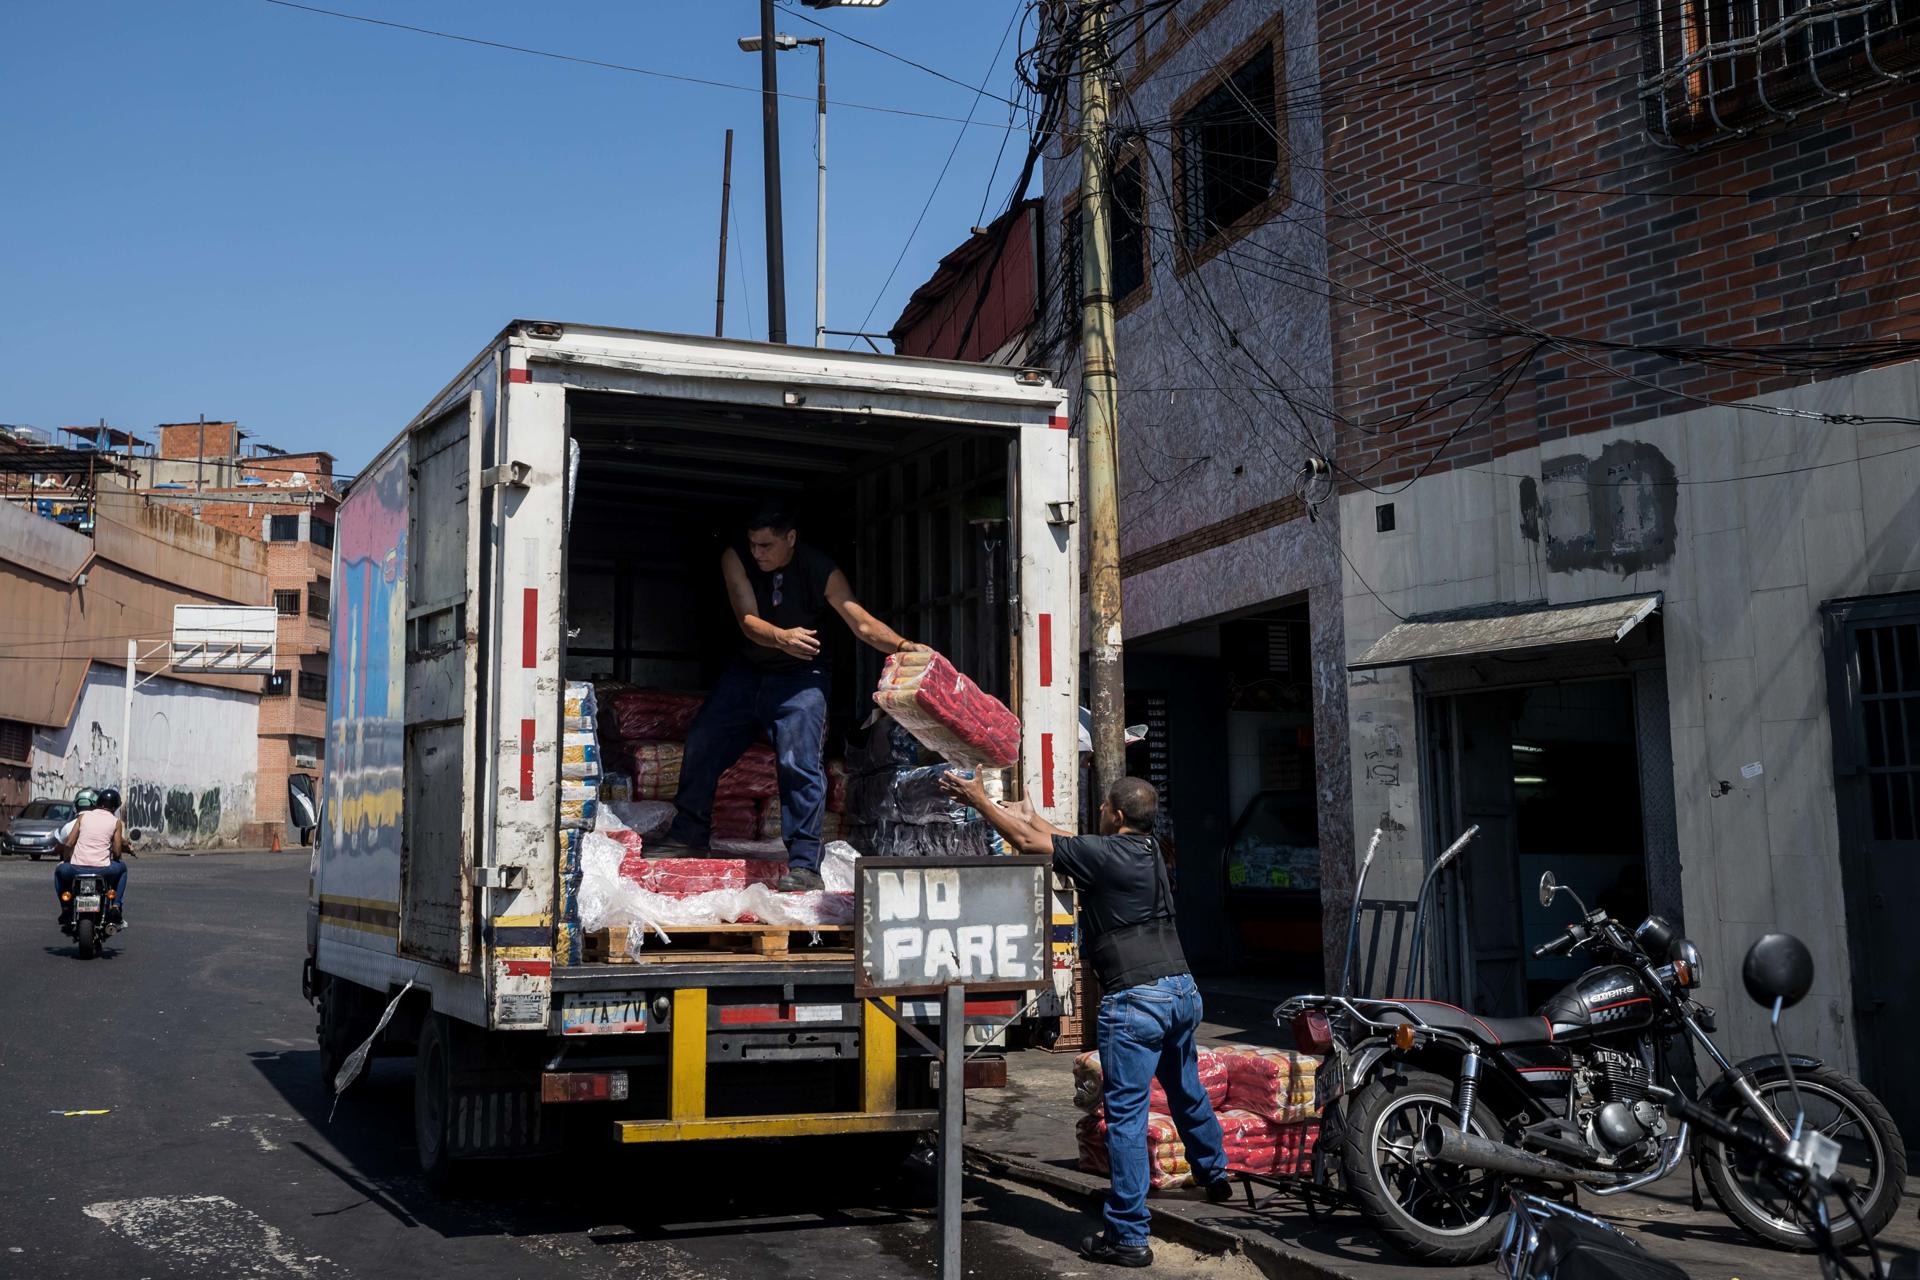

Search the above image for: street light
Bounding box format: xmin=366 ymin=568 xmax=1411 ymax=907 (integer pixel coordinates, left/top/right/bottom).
xmin=747 ymin=0 xmax=885 ymax=345
xmin=741 ymin=32 xmax=827 ymax=348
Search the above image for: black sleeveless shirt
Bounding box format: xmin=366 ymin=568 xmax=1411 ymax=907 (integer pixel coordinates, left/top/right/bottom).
xmin=736 ymin=540 xmax=839 ymax=672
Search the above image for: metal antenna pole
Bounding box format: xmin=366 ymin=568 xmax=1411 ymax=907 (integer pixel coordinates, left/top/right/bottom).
xmin=716 ymin=128 xmax=734 ymax=337
xmin=758 ymin=0 xmax=788 ymax=343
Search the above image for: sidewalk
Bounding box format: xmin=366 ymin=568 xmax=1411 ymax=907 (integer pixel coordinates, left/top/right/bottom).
xmin=966 ymin=1003 xmax=1920 ymax=1279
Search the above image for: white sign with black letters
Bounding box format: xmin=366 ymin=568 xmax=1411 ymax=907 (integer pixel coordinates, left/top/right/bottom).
xmin=854 ymin=856 xmax=1051 ymax=997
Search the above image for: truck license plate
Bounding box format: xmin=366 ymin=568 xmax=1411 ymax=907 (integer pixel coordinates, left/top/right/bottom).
xmin=561 ymin=993 xmax=647 ymax=1036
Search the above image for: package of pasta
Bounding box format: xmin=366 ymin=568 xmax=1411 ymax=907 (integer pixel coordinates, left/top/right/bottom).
xmin=561 ymin=731 xmax=601 ymax=780
xmin=626 ymin=742 xmax=685 ymax=800
xmin=872 ymin=649 xmax=1020 ymax=768
xmin=563 ymin=680 xmax=599 ymax=733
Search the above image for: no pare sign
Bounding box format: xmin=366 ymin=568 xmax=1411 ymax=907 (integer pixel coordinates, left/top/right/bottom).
xmin=853 ymin=856 xmax=1052 ymax=997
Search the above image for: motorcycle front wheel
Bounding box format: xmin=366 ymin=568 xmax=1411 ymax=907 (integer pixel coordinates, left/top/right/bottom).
xmin=1341 ymin=1067 xmax=1511 ymax=1262
xmin=1701 ymin=1062 xmax=1907 ymax=1250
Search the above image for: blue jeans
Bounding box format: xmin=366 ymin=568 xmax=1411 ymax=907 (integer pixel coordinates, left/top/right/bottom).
xmin=669 ymin=662 xmax=831 ymax=871
xmin=1097 ymin=973 xmax=1227 ymax=1245
xmin=55 ymin=861 xmax=128 ymax=911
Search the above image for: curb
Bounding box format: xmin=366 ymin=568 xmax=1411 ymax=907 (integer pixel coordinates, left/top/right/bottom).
xmin=166 ymin=847 xmax=301 ymax=858
xmin=962 ymin=1145 xmax=1354 ymax=1280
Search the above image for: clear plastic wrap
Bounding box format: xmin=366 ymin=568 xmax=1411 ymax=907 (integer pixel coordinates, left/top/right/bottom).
xmin=579 ymin=840 xmax=861 ymax=952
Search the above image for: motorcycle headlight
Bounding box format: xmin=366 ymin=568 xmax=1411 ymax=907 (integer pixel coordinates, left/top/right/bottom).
xmin=1669 ymin=938 xmax=1703 ymax=988
xmin=1635 ymin=915 xmax=1677 ymax=958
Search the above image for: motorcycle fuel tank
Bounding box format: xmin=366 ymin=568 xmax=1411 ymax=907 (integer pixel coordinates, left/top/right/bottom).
xmin=1537 ymin=964 xmax=1657 ymax=1039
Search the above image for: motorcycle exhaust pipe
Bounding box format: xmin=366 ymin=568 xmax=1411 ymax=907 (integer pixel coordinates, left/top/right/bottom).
xmin=1421 ymin=1124 xmax=1622 ymax=1186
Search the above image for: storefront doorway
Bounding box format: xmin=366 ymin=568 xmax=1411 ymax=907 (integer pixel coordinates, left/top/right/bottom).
xmin=1423 ymin=675 xmax=1670 ymax=1015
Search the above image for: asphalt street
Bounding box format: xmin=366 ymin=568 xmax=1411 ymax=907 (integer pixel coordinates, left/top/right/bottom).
xmin=0 ymin=853 xmax=1255 ymax=1280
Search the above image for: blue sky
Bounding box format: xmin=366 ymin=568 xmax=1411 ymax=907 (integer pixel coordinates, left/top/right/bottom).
xmin=1 ymin=1 xmax=1032 ymax=474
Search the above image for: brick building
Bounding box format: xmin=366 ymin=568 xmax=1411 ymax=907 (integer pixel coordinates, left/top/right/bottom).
xmin=1312 ymin=0 xmax=1920 ymax=1136
xmin=139 ymin=436 xmax=337 ymax=838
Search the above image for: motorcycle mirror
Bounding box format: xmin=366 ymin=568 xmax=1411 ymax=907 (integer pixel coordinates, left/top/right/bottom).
xmin=1741 ymin=933 xmax=1814 ymax=1009
xmin=1538 ymin=870 xmax=1558 ymax=908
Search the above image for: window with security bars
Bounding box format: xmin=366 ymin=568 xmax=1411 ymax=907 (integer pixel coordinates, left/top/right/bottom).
xmin=267 ymin=514 xmax=300 ymax=542
xmin=0 ymin=718 xmax=30 ymax=764
xmin=298 ymin=670 xmax=328 ymax=702
xmin=1640 ymin=0 xmax=1920 ymax=145
xmin=273 ymin=590 xmax=301 ymax=616
xmin=1856 ymin=622 xmax=1920 ymax=841
xmin=1174 ymin=41 xmax=1283 ymax=254
xmin=265 ymin=671 xmax=291 ymax=697
xmin=307 ymin=579 xmax=329 ymax=621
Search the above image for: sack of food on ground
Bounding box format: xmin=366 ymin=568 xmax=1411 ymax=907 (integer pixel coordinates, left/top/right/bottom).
xmin=872 ymin=650 xmax=1020 ymax=768
xmin=601 ymin=689 xmax=705 ymax=745
xmin=1071 ymin=1048 xmax=1230 ymax=1113
xmin=1217 ymin=1045 xmax=1321 ymax=1122
xmin=1075 ymin=1113 xmax=1194 ymax=1189
xmin=626 ymin=741 xmax=685 ymax=800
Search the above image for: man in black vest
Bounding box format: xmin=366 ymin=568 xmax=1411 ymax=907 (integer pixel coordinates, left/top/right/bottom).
xmin=941 ymin=772 xmax=1230 ymax=1268
xmin=664 ymin=503 xmax=924 ymax=890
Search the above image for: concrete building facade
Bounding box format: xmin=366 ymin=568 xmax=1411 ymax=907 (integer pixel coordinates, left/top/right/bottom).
xmin=0 ymin=485 xmax=267 ymax=846
xmin=1039 ymin=0 xmax=1351 ymax=980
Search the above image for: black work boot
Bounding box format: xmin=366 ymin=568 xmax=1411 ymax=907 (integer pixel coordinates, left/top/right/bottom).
xmin=1198 ymin=1175 xmax=1234 ymax=1204
xmin=1080 ymin=1234 xmax=1153 ymax=1268
xmin=776 ymin=867 xmax=824 ymax=892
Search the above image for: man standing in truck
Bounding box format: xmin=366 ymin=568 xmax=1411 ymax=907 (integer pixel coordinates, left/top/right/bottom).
xmin=662 ymin=502 xmax=925 ymax=890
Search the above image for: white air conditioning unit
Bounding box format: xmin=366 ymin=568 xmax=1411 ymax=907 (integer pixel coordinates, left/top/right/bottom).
xmin=293 ymin=754 xmax=318 ymax=770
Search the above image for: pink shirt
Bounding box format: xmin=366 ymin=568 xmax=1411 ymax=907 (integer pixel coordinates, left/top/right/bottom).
xmin=69 ymin=810 xmax=119 ymax=867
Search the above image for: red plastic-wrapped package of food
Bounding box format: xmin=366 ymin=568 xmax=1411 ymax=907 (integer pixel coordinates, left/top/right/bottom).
xmin=1075 ymin=1114 xmax=1193 ymax=1189
xmin=873 ymin=650 xmax=1020 ymax=767
xmin=711 ymin=797 xmax=761 ymax=842
xmin=718 ymin=744 xmax=778 ymax=800
xmin=617 ymin=856 xmax=786 ymax=895
xmin=1071 ymin=1049 xmax=1230 ymax=1114
xmin=602 ymin=690 xmax=705 ymax=744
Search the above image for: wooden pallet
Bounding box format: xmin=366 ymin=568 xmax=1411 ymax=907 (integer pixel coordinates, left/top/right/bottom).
xmin=584 ymin=922 xmax=855 ymax=964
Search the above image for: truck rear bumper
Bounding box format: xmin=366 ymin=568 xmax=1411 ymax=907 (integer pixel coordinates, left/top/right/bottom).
xmin=614 ymin=1110 xmax=937 ymax=1143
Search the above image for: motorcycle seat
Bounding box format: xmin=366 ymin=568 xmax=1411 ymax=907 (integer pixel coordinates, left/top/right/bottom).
xmin=1363 ymin=998 xmax=1556 ymax=1047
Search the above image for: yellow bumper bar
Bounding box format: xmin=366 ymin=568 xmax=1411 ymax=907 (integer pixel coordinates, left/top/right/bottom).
xmin=615 ymin=1110 xmax=937 ymax=1144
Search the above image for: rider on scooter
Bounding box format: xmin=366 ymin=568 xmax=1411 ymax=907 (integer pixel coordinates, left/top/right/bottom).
xmin=55 ymin=786 xmax=135 ymax=928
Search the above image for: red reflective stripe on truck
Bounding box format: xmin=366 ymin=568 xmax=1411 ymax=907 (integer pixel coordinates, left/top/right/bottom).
xmin=1040 ymin=733 xmax=1055 ymax=808
xmin=508 ymin=367 xmax=532 ymax=383
xmin=522 ymin=588 xmax=538 ymax=668
xmin=520 ymin=718 xmax=535 ymax=800
xmin=1037 ymin=614 xmax=1053 ymax=688
xmin=966 ymin=998 xmax=1020 ymax=1017
xmin=1049 ymin=413 xmax=1069 ymax=431
xmin=718 ymin=1005 xmax=786 ymax=1025
xmin=502 ymin=959 xmax=550 ymax=977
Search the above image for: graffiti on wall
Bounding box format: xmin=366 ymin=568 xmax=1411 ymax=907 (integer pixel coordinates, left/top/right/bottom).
xmin=1526 ymin=439 xmax=1679 ymax=576
xmin=325 ymin=446 xmax=408 ymax=865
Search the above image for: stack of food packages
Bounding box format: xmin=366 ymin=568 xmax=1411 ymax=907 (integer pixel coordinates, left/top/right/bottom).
xmin=594 ymin=687 xmax=850 ymax=851
xmin=872 ymin=649 xmax=1020 ymax=769
xmin=842 ymin=706 xmax=1013 ymax=859
xmin=1072 ymin=1045 xmax=1322 ymax=1187
xmin=554 ymin=682 xmax=605 ymax=963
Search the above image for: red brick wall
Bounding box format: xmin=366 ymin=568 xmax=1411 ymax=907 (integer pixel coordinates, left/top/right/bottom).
xmin=157 ymin=422 xmax=239 ymax=459
xmin=1322 ymin=1 xmax=1920 ymax=489
xmin=241 ymin=452 xmax=334 ymax=485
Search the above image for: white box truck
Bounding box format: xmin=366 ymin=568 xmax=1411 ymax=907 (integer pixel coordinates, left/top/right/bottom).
xmin=303 ymin=321 xmax=1080 ymax=1176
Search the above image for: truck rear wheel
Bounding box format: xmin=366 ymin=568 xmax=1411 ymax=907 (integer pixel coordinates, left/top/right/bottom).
xmin=414 ymin=1013 xmax=463 ymax=1189
xmin=316 ymin=978 xmax=373 ymax=1089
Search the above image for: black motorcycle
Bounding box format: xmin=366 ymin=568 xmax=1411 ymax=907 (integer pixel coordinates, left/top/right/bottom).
xmin=1280 ymin=868 xmax=1907 ymax=1263
xmin=62 ymin=870 xmax=123 ymax=960
xmin=1498 ymin=933 xmax=1893 ymax=1280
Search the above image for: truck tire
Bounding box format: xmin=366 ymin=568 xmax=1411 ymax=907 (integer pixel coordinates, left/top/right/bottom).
xmin=317 ymin=977 xmax=383 ymax=1089
xmin=414 ymin=1013 xmax=468 ymax=1191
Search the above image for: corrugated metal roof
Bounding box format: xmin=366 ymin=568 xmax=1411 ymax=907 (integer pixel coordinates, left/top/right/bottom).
xmin=1349 ymin=593 xmax=1661 ymax=670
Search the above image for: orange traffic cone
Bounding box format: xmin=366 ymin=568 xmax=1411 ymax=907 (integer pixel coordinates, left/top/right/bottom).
xmin=270 ymin=829 xmax=282 ymax=852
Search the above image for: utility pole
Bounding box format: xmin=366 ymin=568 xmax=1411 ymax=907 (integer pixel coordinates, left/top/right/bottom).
xmin=122 ymin=639 xmax=135 ymax=801
xmin=810 ymin=37 xmax=827 ymax=348
xmin=716 ymin=128 xmax=734 ymax=338
xmin=757 ymin=0 xmax=789 ymax=344
xmin=1077 ymin=3 xmax=1128 ymax=802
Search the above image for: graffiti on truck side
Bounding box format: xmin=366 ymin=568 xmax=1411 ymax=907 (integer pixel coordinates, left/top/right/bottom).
xmin=325 ymin=446 xmax=408 ymax=863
